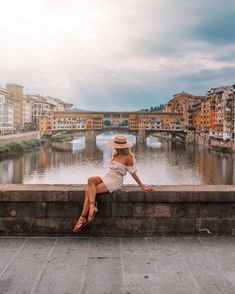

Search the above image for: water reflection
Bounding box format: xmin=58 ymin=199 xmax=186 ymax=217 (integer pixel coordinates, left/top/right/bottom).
xmin=0 ymin=132 xmax=234 ymax=184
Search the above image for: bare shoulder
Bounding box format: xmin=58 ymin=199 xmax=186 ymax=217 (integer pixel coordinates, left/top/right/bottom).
xmin=126 ymin=154 xmax=134 ymax=166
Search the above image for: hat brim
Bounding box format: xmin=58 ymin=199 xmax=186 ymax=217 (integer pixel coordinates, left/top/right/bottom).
xmin=108 ymin=139 xmax=132 ymax=149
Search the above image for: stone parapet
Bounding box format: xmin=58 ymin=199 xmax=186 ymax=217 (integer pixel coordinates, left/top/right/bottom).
xmin=0 ymin=184 xmax=235 ymax=236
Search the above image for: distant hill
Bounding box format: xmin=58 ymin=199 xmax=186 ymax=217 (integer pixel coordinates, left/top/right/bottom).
xmin=138 ymin=104 xmax=165 ymax=112
xmin=71 ymin=106 xmax=165 ymax=113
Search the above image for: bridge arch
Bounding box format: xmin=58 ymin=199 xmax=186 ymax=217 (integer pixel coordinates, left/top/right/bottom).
xmin=145 ymin=130 xmax=186 ymax=142
xmin=103 ymin=120 xmax=111 ymax=127
xmin=46 ymin=128 xmax=186 ymax=144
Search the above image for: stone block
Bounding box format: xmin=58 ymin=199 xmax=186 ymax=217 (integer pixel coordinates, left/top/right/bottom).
xmin=86 ymin=217 xmax=117 ymax=236
xmin=34 ymin=217 xmax=73 ymax=235
xmin=95 ymin=202 xmax=113 ymax=217
xmin=44 ymin=191 xmax=68 ymax=201
xmin=200 ymin=203 xmax=234 ymax=218
xmin=0 ymin=202 xmax=46 ymax=218
xmin=112 ymin=202 xmax=133 ymax=217
xmin=145 ymin=191 xmax=200 ymax=203
xmin=0 ymin=191 xmax=44 ymax=201
xmin=0 ymin=216 xmax=77 ymax=236
xmin=96 ymin=192 xmax=114 ymax=202
xmin=46 ymin=202 xmax=81 ymax=218
xmin=155 ymin=218 xmax=196 ymax=235
xmin=68 ymin=191 xmax=86 ymax=201
xmin=197 ymin=218 xmax=235 ymax=235
xmin=109 ymin=190 xmax=129 ymax=202
xmin=128 ymin=190 xmax=145 ymax=202
xmin=133 ymin=203 xmax=170 ymax=217
xmin=199 ymin=191 xmax=235 ymax=202
xmin=170 ymin=203 xmax=200 ymax=217
xmin=21 ymin=202 xmax=46 ymax=217
xmin=0 ymin=202 xmax=19 ymax=217
xmin=0 ymin=217 xmax=40 ymax=235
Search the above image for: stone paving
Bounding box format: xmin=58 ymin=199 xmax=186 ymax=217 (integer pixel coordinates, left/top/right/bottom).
xmin=0 ymin=237 xmax=235 ymax=294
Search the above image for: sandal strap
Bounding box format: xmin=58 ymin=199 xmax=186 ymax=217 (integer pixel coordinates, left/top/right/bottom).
xmin=90 ymin=201 xmax=97 ymax=206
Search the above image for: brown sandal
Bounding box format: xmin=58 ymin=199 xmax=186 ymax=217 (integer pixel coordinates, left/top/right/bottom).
xmin=73 ymin=215 xmax=87 ymax=233
xmin=87 ymin=202 xmax=98 ymax=223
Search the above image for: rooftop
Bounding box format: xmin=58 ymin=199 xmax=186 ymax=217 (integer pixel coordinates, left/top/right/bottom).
xmin=0 ymin=236 xmax=234 ymax=294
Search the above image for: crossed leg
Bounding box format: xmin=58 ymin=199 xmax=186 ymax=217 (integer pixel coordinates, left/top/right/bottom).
xmin=80 ymin=176 xmax=109 ymax=216
xmin=73 ymin=176 xmax=109 ymax=232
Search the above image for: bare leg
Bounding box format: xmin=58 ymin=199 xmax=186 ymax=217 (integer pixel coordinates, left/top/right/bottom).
xmin=80 ymin=174 xmax=105 ymax=217
xmin=87 ymin=178 xmax=109 ymax=222
xmin=73 ymin=177 xmax=109 ymax=231
xmin=87 ymin=176 xmax=103 ymax=204
xmin=96 ymin=182 xmax=109 ymax=195
xmin=80 ymin=189 xmax=90 ymax=217
xmin=73 ymin=189 xmax=90 ymax=232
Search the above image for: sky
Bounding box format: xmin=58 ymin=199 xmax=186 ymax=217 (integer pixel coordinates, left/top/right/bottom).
xmin=0 ymin=0 xmax=235 ymax=111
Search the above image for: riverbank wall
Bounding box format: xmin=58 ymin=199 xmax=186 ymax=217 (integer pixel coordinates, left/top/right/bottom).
xmin=0 ymin=131 xmax=41 ymax=147
xmin=186 ymin=132 xmax=235 ymax=151
xmin=0 ymin=184 xmax=234 ymax=236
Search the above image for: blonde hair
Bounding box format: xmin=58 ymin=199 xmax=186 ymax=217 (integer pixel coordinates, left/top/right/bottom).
xmin=112 ymin=148 xmax=133 ymax=159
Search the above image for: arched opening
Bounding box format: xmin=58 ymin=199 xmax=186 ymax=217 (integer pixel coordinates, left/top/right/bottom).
xmin=104 ymin=120 xmax=111 ymax=127
xmin=118 ymin=120 xmax=129 ymax=128
xmin=96 ymin=131 xmax=136 ymax=152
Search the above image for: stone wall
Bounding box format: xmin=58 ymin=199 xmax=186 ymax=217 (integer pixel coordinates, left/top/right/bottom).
xmin=0 ymin=184 xmax=235 ymax=236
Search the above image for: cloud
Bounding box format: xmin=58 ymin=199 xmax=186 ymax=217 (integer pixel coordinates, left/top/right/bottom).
xmin=0 ymin=0 xmax=235 ymax=110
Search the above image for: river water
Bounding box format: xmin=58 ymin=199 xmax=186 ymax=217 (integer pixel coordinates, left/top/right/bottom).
xmin=0 ymin=132 xmax=234 ymax=185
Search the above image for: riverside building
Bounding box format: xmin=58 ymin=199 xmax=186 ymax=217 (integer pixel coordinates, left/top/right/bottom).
xmin=40 ymin=112 xmax=103 ymax=134
xmin=162 ymin=92 xmax=204 ymax=131
xmin=0 ymin=88 xmax=15 ymax=135
xmin=206 ymin=85 xmax=235 ymax=141
xmin=164 ymin=85 xmax=235 ymax=148
xmin=6 ymin=83 xmax=24 ymax=131
xmin=1 ymin=83 xmax=73 ymax=133
xmin=24 ymin=94 xmax=73 ymax=128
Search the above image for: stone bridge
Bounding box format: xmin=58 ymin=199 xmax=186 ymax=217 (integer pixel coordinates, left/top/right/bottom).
xmin=50 ymin=128 xmax=186 ymax=143
xmin=40 ymin=111 xmax=186 ymax=142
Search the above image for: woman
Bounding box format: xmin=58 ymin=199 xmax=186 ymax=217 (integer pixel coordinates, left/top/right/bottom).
xmin=73 ymin=134 xmax=153 ymax=233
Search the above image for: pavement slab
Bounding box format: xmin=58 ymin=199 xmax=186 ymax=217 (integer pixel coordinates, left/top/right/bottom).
xmin=0 ymin=237 xmax=235 ymax=294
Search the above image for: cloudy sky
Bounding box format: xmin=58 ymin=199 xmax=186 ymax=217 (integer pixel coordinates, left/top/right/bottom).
xmin=0 ymin=0 xmax=235 ymax=110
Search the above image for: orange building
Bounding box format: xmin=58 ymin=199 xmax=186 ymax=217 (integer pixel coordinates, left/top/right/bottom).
xmin=193 ymin=102 xmax=202 ymax=132
xmin=163 ymin=92 xmax=204 ymax=130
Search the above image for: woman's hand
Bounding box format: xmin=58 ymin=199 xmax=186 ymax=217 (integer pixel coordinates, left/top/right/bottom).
xmin=142 ymin=185 xmax=154 ymax=192
xmin=132 ymin=173 xmax=155 ymax=192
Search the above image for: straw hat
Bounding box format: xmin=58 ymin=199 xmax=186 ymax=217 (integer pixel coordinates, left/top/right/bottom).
xmin=108 ymin=135 xmax=132 ymax=149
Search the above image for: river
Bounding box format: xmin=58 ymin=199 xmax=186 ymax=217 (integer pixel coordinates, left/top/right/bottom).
xmin=0 ymin=132 xmax=234 ymax=185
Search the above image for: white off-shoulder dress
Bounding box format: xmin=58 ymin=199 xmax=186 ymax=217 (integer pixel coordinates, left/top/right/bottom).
xmin=100 ymin=159 xmax=137 ymax=193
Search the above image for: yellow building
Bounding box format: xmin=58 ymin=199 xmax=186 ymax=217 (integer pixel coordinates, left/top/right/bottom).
xmin=6 ymin=83 xmax=24 ymax=130
xmin=39 ymin=112 xmax=103 ymax=134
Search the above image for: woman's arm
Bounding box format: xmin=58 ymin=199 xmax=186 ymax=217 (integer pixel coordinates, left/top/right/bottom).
xmin=132 ymin=173 xmax=153 ymax=192
xmin=126 ymin=155 xmax=153 ymax=192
